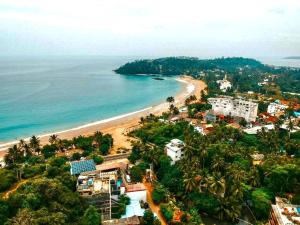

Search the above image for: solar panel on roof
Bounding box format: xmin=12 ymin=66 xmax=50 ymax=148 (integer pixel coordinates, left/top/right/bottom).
xmin=70 ymin=159 xmax=96 ymax=175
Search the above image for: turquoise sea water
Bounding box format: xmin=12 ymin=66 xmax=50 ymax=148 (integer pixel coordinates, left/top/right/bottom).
xmin=0 ymin=56 xmax=182 ymax=142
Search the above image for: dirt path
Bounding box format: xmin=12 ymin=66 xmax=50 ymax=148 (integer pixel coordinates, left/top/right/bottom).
xmin=2 ymin=179 xmax=28 ymax=199
xmin=143 ymin=180 xmax=167 ymax=225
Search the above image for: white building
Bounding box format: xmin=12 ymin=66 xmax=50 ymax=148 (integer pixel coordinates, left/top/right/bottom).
xmin=267 ymin=102 xmax=288 ymax=116
xmin=216 ymin=75 xmax=232 ymax=92
xmin=208 ymin=96 xmax=258 ymax=122
xmin=165 ymin=139 xmax=185 ymax=165
xmin=269 ymin=197 xmax=300 ymax=225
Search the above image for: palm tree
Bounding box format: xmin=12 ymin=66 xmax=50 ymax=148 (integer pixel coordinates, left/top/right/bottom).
xmin=49 ymin=134 xmax=58 ymax=145
xmin=18 ymin=139 xmax=26 ymax=157
xmin=211 ymin=156 xmax=225 ymax=173
xmin=5 ymin=145 xmax=22 ymax=165
xmin=217 ymin=196 xmax=241 ymax=221
xmin=183 ymin=171 xmax=197 ymax=193
xmin=248 ymin=167 xmax=261 ymax=187
xmin=169 ymin=104 xmax=175 ymax=113
xmin=56 ymin=139 xmax=65 ymax=152
xmin=205 ymin=174 xmax=226 ymax=198
xmin=23 ymin=143 xmax=32 ymax=157
xmin=93 ymin=131 xmax=103 ymax=147
xmin=29 ymin=135 xmax=41 ymax=155
xmin=199 ymin=143 xmax=208 ymax=170
xmin=166 ymin=96 xmax=175 ymax=105
xmin=18 ymin=139 xmax=26 ymax=149
xmin=287 ymin=120 xmax=294 ymax=138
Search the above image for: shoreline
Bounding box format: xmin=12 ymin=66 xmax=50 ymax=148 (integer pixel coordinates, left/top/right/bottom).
xmin=0 ymin=76 xmax=206 ymax=159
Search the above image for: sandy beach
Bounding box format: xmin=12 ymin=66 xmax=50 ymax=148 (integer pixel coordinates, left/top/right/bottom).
xmin=0 ymin=76 xmax=206 ymax=159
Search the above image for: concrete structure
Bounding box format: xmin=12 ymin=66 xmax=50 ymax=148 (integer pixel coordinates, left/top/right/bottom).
xmin=250 ymin=153 xmax=264 ymax=165
xmin=165 ymin=139 xmax=185 ymax=165
xmin=208 ymin=96 xmax=258 ymax=122
xmin=103 ymin=216 xmax=141 ymax=225
xmin=269 ymin=197 xmax=300 ymax=225
xmin=243 ymin=124 xmax=274 ymax=134
xmin=122 ymin=184 xmax=146 ymax=218
xmin=216 ymin=75 xmax=232 ymax=92
xmin=267 ymin=102 xmax=288 ymax=116
xmin=77 ymin=161 xmax=148 ymax=221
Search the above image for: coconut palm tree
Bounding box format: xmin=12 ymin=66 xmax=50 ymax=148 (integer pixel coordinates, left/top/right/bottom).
xmin=23 ymin=143 xmax=32 ymax=157
xmin=166 ymin=96 xmax=175 ymax=105
xmin=18 ymin=139 xmax=26 ymax=149
xmin=211 ymin=156 xmax=225 ymax=173
xmin=5 ymin=145 xmax=22 ymax=165
xmin=56 ymin=139 xmax=65 ymax=152
xmin=93 ymin=131 xmax=103 ymax=148
xmin=183 ymin=171 xmax=197 ymax=193
xmin=287 ymin=120 xmax=294 ymax=138
xmin=49 ymin=134 xmax=58 ymax=145
xmin=248 ymin=167 xmax=261 ymax=187
xmin=217 ymin=196 xmax=241 ymax=221
xmin=29 ymin=135 xmax=41 ymax=155
xmin=205 ymin=174 xmax=226 ymax=198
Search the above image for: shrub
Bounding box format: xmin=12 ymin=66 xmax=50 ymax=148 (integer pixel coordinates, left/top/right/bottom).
xmin=22 ymin=165 xmax=46 ymax=179
xmin=129 ymin=165 xmax=144 ymax=183
xmin=89 ymin=154 xmax=103 ymax=165
xmin=251 ymin=188 xmax=273 ymax=220
xmin=152 ymin=184 xmax=167 ymax=204
xmin=0 ymin=169 xmax=17 ymax=192
xmin=291 ymin=193 xmax=300 ymax=204
xmin=160 ymin=204 xmax=173 ymax=222
xmin=71 ymin=152 xmax=81 ymax=161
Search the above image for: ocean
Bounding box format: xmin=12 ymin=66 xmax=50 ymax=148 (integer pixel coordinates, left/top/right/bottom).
xmin=0 ymin=55 xmax=182 ymax=142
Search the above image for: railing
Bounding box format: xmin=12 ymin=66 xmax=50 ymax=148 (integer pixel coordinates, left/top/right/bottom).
xmin=103 ymin=153 xmax=131 ymax=161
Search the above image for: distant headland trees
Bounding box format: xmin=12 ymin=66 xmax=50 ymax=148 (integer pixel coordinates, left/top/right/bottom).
xmin=115 ymin=57 xmax=300 ymax=94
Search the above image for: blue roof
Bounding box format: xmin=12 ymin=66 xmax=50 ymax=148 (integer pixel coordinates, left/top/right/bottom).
xmin=70 ymin=159 xmax=96 ymax=175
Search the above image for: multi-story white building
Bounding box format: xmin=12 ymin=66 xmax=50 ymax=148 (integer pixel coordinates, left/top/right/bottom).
xmin=216 ymin=75 xmax=232 ymax=92
xmin=165 ymin=139 xmax=185 ymax=165
xmin=208 ymin=96 xmax=258 ymax=122
xmin=267 ymin=102 xmax=288 ymax=116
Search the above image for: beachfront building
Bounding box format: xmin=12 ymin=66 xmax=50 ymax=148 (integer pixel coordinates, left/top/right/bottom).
xmin=77 ymin=171 xmax=115 ymax=220
xmin=208 ymin=96 xmax=258 ymax=122
xmin=76 ymin=162 xmax=126 ymax=220
xmin=267 ymin=102 xmax=288 ymax=116
xmin=269 ymin=197 xmax=300 ymax=225
xmin=76 ymin=161 xmax=148 ymax=221
xmin=70 ymin=159 xmax=96 ymax=175
xmin=216 ymin=75 xmax=232 ymax=92
xmin=165 ymin=139 xmax=185 ymax=165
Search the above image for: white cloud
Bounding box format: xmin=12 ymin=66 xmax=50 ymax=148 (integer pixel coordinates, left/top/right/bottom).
xmin=0 ymin=0 xmax=300 ymax=56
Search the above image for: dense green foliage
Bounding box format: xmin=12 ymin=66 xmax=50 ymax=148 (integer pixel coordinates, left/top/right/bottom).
xmin=131 ymin=121 xmax=190 ymax=146
xmin=1 ymin=157 xmax=86 ymax=225
xmin=115 ymin=57 xmax=264 ymax=75
xmin=0 ymin=131 xmax=113 ymax=225
xmin=129 ymin=119 xmax=300 ymax=224
xmin=251 ymin=188 xmax=273 ymax=220
xmin=81 ymin=206 xmax=101 ymax=225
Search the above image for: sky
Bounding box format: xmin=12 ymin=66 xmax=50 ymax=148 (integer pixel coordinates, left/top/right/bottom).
xmin=0 ymin=0 xmax=300 ymax=58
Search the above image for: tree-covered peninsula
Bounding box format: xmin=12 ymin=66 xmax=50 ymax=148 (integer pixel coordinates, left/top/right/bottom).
xmin=115 ymin=57 xmax=300 ymax=94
